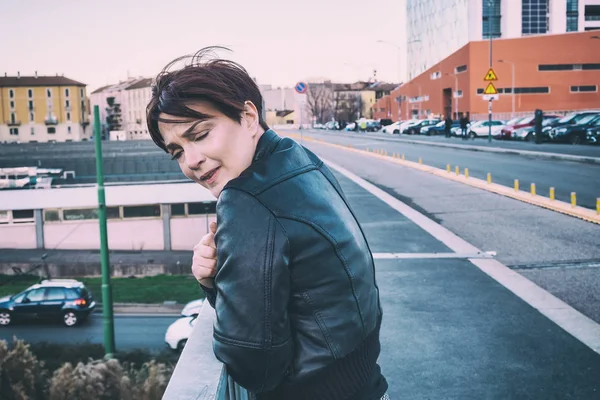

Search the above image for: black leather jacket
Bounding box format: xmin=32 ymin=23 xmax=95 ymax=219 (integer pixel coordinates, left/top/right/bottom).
xmin=202 ymin=129 xmax=385 ymax=399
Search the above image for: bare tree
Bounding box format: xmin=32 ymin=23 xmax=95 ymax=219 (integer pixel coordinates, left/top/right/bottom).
xmin=305 ymin=82 xmax=333 ymax=125
xmin=334 ymin=91 xmax=361 ymax=123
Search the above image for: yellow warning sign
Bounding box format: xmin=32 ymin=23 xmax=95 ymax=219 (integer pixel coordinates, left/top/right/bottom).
xmin=484 ymin=82 xmax=498 ymax=95
xmin=484 ymin=68 xmax=498 ymax=81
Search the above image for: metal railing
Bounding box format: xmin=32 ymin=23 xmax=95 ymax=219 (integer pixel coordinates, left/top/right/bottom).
xmin=163 ymin=302 xmax=250 ymax=399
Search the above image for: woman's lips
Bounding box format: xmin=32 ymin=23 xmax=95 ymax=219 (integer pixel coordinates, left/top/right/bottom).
xmin=202 ymin=166 xmax=220 ymax=185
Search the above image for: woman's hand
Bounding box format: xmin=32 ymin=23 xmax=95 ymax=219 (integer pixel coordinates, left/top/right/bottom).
xmin=193 ymin=221 xmax=217 ymax=288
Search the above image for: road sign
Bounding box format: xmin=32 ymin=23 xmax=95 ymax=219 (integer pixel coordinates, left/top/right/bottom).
xmin=484 ymin=82 xmax=498 ymax=95
xmin=484 ymin=68 xmax=498 ymax=81
xmin=295 ymin=82 xmax=307 ymax=94
xmin=483 ymin=94 xmax=499 ymax=101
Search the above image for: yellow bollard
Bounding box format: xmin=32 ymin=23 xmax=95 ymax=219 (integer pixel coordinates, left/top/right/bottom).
xmin=455 ymin=166 xmax=459 ymax=176
xmin=487 ymin=173 xmax=491 ymax=184
xmin=418 ymin=157 xmax=422 ymax=165
xmin=366 ymin=147 xmax=370 ymax=152
xmin=571 ymin=192 xmax=576 ymax=208
xmin=385 ymin=150 xmax=389 ymax=156
xmin=465 ymin=168 xmax=469 ymax=178
xmin=402 ymin=154 xmax=405 ymax=160
xmin=550 ymin=187 xmax=555 ymax=201
xmin=530 ymin=183 xmax=536 ymax=196
xmin=514 ymin=179 xmax=519 ymax=192
xmin=597 ymin=198 xmax=600 ymax=215
xmin=446 ymin=164 xmax=451 ymax=173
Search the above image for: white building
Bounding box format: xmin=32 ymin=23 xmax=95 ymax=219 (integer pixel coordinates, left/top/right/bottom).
xmin=89 ymin=77 xmax=152 ymax=141
xmin=406 ymin=0 xmax=600 ymax=80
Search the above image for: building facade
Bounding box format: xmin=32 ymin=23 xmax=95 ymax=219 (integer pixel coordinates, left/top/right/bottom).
xmin=374 ymin=31 xmax=600 ymax=121
xmin=89 ymin=77 xmax=152 ymax=141
xmin=0 ymin=74 xmax=90 ymax=143
xmin=407 ymin=0 xmax=600 ymax=80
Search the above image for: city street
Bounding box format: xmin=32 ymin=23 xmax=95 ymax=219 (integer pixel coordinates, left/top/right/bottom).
xmin=297 ymin=129 xmax=600 ymax=209
xmin=0 ymin=313 xmax=178 ymax=352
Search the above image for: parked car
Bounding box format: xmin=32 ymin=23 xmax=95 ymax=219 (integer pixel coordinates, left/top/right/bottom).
xmin=541 ymin=110 xmax=600 ymax=136
xmin=0 ymin=279 xmax=96 ymax=327
xmin=344 ymin=122 xmax=356 ymax=131
xmin=468 ymin=120 xmax=505 ymax=138
xmin=586 ymin=122 xmax=600 ymax=145
xmin=423 ymin=120 xmax=461 ymax=136
xmin=499 ymin=114 xmax=560 ymax=140
xmin=511 ymin=117 xmax=560 ymax=142
xmin=382 ymin=121 xmax=401 ymax=134
xmin=548 ymin=113 xmax=600 ymax=144
xmin=181 ymin=298 xmax=205 ymax=317
xmin=404 ymin=119 xmax=441 ymax=135
xmin=165 ymin=315 xmax=197 ymax=352
xmin=366 ymin=120 xmax=381 ymax=132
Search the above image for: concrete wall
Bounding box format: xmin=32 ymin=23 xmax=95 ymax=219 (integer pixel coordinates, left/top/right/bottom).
xmin=0 ymin=224 xmax=36 ymax=248
xmin=170 ymin=215 xmax=217 ymax=251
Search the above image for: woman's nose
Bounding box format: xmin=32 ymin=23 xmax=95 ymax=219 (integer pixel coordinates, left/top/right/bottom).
xmin=185 ymin=148 xmax=206 ymax=170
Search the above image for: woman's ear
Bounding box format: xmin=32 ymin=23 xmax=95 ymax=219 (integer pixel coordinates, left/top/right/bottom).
xmin=243 ymin=101 xmax=259 ymax=132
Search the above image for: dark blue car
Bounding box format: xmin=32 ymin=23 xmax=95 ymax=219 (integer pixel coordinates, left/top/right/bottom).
xmin=0 ymin=279 xmax=96 ymax=327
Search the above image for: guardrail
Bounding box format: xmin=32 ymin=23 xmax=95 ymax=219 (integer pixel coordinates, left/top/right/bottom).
xmin=163 ymin=302 xmax=250 ymax=399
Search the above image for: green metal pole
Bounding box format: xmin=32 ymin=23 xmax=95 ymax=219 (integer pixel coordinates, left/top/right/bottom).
xmin=93 ymin=105 xmax=115 ymax=356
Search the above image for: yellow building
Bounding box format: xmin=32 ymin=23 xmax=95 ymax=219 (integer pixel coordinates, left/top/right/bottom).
xmin=0 ymin=74 xmax=90 ymax=143
xmin=266 ymin=110 xmax=296 ymax=127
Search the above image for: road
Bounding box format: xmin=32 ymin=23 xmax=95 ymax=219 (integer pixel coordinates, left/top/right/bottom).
xmin=288 ymin=134 xmax=600 ymax=325
xmin=298 ymin=129 xmax=600 ymax=209
xmin=0 ymin=313 xmax=178 ymax=352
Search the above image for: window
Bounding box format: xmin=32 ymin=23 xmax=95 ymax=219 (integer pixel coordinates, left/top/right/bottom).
xmin=80 ymin=88 xmax=84 ymax=98
xmin=123 ymin=205 xmax=161 ymax=218
xmin=65 ymin=88 xmax=70 ymax=97
xmin=571 ymin=85 xmax=597 ymax=93
xmin=539 ymin=64 xmax=573 ymax=71
xmin=171 ymin=204 xmax=186 ymax=216
xmin=26 ymin=288 xmax=46 ymax=302
xmin=29 ymin=112 xmax=34 ymax=122
xmin=482 ymin=0 xmax=502 ymax=38
xmin=66 ymin=112 xmax=71 ymax=121
xmin=454 ymin=90 xmax=463 ymax=98
xmin=10 ymin=101 xmax=15 ymax=109
xmin=11 ymin=293 xmax=26 ymax=303
xmin=107 ymin=207 xmax=121 ymax=219
xmin=455 ymin=65 xmax=467 ymax=73
xmin=13 ymin=209 xmax=34 ymax=223
xmin=67 ymin=126 xmax=72 ymax=134
xmin=66 ymin=100 xmax=70 ymax=108
xmin=0 ymin=211 xmax=8 ymax=224
xmin=9 ymin=89 xmax=14 ymax=98
xmin=28 ymin=100 xmax=34 ymax=111
xmin=28 ymin=89 xmax=33 ymax=98
xmin=9 ymin=128 xmax=18 ymax=136
xmin=522 ymin=0 xmax=548 ymax=35
xmin=188 ymin=202 xmax=217 ymax=215
xmin=45 ymin=287 xmax=66 ymax=301
xmin=514 ymin=87 xmax=550 ymax=94
xmin=583 ymin=64 xmax=600 ymax=70
xmin=477 ymin=88 xmax=484 ymax=94
xmin=47 ymin=127 xmax=56 ymax=134
xmin=63 ymin=208 xmax=98 ymax=221
xmin=585 ymin=5 xmax=600 ymax=21
xmin=47 ymin=88 xmax=52 ymax=98
xmin=10 ymin=113 xmax=16 ymax=124
xmin=31 ymin=127 xmax=35 ymax=135
xmin=44 ymin=210 xmax=60 ymax=221
xmin=567 ymin=0 xmax=579 ymax=31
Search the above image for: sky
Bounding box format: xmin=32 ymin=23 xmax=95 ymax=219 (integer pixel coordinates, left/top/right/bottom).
xmin=1 ymin=0 xmax=407 ymax=93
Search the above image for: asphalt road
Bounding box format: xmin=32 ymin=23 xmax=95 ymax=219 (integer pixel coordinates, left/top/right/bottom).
xmin=295 ymin=137 xmax=600 ymax=325
xmin=299 ymin=129 xmax=600 ymax=209
xmin=0 ymin=313 xmax=178 ymax=352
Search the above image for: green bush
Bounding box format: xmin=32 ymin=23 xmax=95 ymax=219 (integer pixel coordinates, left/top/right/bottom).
xmin=0 ymin=339 xmax=174 ymax=400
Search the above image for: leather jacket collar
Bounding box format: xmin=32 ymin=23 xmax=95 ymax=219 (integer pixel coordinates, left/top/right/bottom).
xmin=253 ymin=129 xmax=282 ymax=163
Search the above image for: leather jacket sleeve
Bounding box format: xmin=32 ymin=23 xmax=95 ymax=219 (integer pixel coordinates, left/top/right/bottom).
xmin=212 ymin=188 xmax=293 ymax=393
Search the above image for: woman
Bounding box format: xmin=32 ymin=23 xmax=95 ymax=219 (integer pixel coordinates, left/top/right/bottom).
xmin=147 ymin=48 xmax=388 ymax=400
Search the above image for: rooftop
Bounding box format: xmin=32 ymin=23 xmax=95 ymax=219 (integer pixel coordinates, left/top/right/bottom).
xmin=0 ymin=75 xmax=86 ymax=87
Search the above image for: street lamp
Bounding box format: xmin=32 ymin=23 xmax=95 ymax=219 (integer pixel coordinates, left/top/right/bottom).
xmin=444 ymin=72 xmax=459 ymax=119
xmin=498 ymin=59 xmax=516 ymax=118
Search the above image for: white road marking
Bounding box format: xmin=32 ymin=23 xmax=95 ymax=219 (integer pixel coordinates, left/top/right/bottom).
xmin=372 ymin=252 xmax=494 ymax=259
xmin=323 ymin=158 xmax=600 ymax=355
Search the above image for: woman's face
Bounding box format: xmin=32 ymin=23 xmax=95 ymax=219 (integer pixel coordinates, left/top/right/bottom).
xmin=158 ymin=101 xmax=263 ymax=198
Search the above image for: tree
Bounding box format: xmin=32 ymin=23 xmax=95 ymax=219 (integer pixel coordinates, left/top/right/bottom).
xmin=305 ymin=82 xmax=334 ymax=125
xmin=333 ymin=90 xmax=361 ymax=123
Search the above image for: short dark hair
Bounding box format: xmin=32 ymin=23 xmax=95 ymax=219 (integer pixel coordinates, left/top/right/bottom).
xmin=146 ymin=47 xmax=269 ymax=152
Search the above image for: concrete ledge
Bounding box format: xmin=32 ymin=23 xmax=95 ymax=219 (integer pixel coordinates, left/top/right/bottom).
xmin=289 ymin=134 xmax=600 ymax=225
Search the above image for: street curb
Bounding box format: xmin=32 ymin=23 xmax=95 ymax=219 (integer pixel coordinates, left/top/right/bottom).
xmin=97 ymin=302 xmax=184 ymax=315
xmin=287 ymin=133 xmax=600 ymax=225
xmin=300 ymin=130 xmax=600 ymax=165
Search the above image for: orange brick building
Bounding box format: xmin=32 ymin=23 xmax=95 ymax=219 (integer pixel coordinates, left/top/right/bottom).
xmin=374 ymin=31 xmax=600 ymax=122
